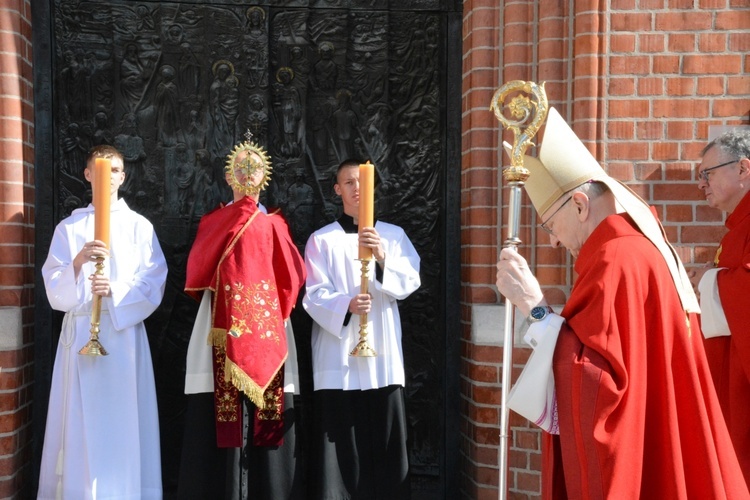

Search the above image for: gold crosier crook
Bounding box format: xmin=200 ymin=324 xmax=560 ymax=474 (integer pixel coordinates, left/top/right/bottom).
xmin=489 ymin=80 xmax=548 ymax=499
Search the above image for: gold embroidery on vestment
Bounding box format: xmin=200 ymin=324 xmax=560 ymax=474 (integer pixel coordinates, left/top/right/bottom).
xmin=257 ymin=371 xmax=283 ymax=421
xmin=225 ymin=357 xmax=267 ymax=408
xmin=214 ymin=345 xmax=239 ymax=422
xmin=224 ymin=280 xmax=282 ymax=342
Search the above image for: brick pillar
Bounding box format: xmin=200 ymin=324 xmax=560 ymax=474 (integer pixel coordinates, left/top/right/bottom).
xmin=0 ymin=1 xmax=34 ymax=498
xmin=461 ymin=1 xmax=515 ymax=498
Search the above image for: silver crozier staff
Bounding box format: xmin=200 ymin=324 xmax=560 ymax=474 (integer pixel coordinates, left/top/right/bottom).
xmin=489 ymin=80 xmax=548 ymax=499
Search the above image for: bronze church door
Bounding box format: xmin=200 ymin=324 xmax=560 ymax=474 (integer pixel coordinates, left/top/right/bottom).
xmin=33 ymin=1 xmax=461 ymax=497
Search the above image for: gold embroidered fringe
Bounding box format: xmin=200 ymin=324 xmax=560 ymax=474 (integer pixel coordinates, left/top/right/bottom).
xmin=210 ymin=327 xmax=227 ymax=347
xmin=224 ymin=357 xmax=266 ymax=408
xmin=211 ymin=327 xmax=271 ymax=408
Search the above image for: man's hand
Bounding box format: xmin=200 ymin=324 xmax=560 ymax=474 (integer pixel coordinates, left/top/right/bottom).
xmin=687 ymin=263 xmax=712 ymax=287
xmin=495 ymin=247 xmax=545 ymax=317
xmin=90 ymin=273 xmax=112 ymax=297
xmin=687 ymin=262 xmax=713 ymax=299
xmin=349 ymin=293 xmax=372 ymax=315
xmin=359 ymin=227 xmax=386 ymax=263
xmin=73 ymin=240 xmax=110 ymax=277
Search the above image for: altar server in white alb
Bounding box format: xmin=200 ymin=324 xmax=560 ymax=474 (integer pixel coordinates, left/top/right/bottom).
xmin=303 ymin=158 xmax=421 ymax=500
xmin=38 ymin=145 xmax=167 ymax=500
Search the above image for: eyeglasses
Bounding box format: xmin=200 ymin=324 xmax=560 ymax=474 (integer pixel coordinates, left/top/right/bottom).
xmin=698 ymin=159 xmax=737 ymax=183
xmin=539 ymin=196 xmax=572 ymax=235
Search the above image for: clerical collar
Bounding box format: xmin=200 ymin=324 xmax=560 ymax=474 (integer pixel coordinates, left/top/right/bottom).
xmin=338 ymin=214 xmax=358 ymax=234
xmin=338 ymin=214 xmax=377 ymax=234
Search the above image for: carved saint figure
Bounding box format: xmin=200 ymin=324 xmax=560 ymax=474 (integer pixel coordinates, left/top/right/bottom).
xmin=120 ymin=43 xmax=148 ymax=112
xmin=209 ymin=61 xmax=240 ymax=160
xmin=311 ymin=42 xmax=338 ymax=93
xmin=273 ymin=67 xmax=302 ymax=158
xmin=115 ymin=113 xmax=147 ymax=202
xmin=156 ymin=65 xmax=180 ymax=147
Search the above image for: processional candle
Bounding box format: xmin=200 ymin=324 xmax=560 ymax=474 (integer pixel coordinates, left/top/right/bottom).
xmin=358 ymin=161 xmax=374 ymax=260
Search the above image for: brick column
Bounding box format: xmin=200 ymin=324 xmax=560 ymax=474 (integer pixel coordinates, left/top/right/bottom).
xmin=0 ymin=1 xmax=34 ymax=498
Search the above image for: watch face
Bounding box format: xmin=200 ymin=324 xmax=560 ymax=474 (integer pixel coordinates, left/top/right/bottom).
xmin=530 ymin=306 xmax=547 ymax=320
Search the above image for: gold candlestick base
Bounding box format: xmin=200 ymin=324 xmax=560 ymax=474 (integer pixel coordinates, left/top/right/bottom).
xmin=350 ymin=330 xmax=378 ymax=357
xmin=78 ymin=339 xmax=109 ymax=356
xmin=79 ymin=322 xmax=109 ymax=356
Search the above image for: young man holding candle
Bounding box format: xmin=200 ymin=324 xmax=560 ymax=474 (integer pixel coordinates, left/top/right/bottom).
xmin=38 ymin=145 xmax=167 ymax=499
xmin=303 ymin=158 xmax=421 ymax=499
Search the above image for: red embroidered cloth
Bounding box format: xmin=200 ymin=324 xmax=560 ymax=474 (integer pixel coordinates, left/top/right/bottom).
xmin=186 ymin=197 xmax=305 ymax=446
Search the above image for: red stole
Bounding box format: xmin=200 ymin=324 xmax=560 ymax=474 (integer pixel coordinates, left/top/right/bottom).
xmin=186 ymin=197 xmax=305 ymax=447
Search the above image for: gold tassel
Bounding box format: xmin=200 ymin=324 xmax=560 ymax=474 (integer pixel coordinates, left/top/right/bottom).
xmin=224 ymin=357 xmax=267 ymax=408
xmin=209 ymin=327 xmax=227 ymax=348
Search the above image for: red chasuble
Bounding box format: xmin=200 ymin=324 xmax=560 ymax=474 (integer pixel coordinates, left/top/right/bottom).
xmin=185 ymin=197 xmax=305 ymax=447
xmin=707 ymin=189 xmax=750 ymax=485
xmin=543 ymin=213 xmax=748 ymax=499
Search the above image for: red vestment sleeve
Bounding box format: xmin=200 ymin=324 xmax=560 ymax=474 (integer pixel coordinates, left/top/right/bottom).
xmin=184 ymin=201 xmax=248 ymax=301
xmin=266 ymin=211 xmax=306 ymax=319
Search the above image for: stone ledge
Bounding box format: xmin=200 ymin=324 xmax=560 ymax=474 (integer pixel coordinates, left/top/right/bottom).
xmin=470 ymin=303 xmax=525 ymax=346
xmin=0 ymin=307 xmax=22 ymax=350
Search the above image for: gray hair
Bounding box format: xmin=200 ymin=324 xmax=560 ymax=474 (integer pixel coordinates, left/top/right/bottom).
xmin=702 ymin=128 xmax=750 ymax=159
xmin=567 ymin=179 xmax=609 ymax=200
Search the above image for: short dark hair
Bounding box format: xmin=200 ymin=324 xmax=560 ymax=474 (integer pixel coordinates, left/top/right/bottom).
xmin=336 ymin=158 xmax=363 ymax=183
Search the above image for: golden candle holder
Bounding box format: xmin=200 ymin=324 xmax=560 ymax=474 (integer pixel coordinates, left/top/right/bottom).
xmin=350 ymin=257 xmax=377 ymax=357
xmin=79 ymin=256 xmax=109 ymax=356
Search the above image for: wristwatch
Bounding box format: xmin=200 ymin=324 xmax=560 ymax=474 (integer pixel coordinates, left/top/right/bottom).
xmin=528 ymin=305 xmax=553 ymax=323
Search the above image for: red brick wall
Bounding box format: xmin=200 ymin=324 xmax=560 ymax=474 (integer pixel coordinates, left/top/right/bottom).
xmin=0 ymin=1 xmax=34 ymax=498
xmin=461 ymin=0 xmax=749 ymax=498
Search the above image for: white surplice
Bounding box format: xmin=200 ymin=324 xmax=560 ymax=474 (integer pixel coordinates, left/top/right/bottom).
xmin=698 ymin=267 xmax=732 ymax=338
xmin=38 ymin=199 xmax=167 ymax=500
xmin=507 ymin=313 xmax=565 ymax=435
xmin=302 ymin=219 xmax=421 ymax=391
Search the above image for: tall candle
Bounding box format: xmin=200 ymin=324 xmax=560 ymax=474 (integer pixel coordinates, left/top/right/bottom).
xmin=93 ymin=157 xmax=111 ymax=247
xmin=358 ymin=161 xmax=375 ymax=260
